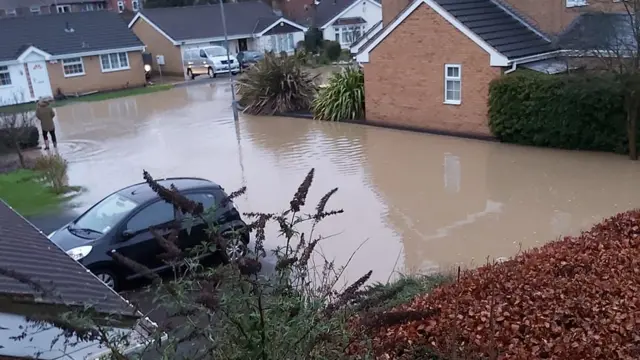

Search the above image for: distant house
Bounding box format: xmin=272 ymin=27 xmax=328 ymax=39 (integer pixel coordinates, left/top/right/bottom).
xmin=273 ymin=0 xmax=382 ymax=50
xmin=128 ymin=1 xmax=307 ymax=76
xmin=0 ymin=11 xmax=146 ymax=105
xmin=313 ymin=0 xmax=382 ymax=49
xmin=0 ymin=201 xmax=158 ymax=359
xmin=0 ymin=0 xmax=140 ymax=18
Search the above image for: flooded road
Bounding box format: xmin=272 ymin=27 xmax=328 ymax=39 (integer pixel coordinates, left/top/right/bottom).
xmin=51 ymin=83 xmax=640 ymax=282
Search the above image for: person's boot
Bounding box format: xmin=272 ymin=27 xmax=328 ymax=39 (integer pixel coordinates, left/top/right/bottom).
xmin=44 ymin=139 xmax=50 ymax=150
xmin=53 ymin=141 xmax=57 ymax=149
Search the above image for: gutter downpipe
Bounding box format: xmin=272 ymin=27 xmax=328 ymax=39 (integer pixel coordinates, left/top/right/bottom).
xmin=504 ymin=61 xmax=517 ymax=74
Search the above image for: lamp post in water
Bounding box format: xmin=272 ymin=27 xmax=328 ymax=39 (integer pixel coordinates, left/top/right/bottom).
xmin=219 ymin=0 xmax=239 ymax=121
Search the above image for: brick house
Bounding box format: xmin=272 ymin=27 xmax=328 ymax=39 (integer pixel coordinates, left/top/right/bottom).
xmin=129 ymin=1 xmax=307 ymax=76
xmin=0 ymin=0 xmax=140 ymax=18
xmin=0 ymin=11 xmax=146 ymax=105
xmin=355 ymin=0 xmax=631 ymax=137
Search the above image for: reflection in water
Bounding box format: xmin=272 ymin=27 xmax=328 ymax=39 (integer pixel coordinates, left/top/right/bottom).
xmin=51 ymin=83 xmax=640 ymax=282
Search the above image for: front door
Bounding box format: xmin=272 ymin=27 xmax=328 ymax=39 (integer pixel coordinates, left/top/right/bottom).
xmin=238 ymin=39 xmax=248 ymax=52
xmin=28 ymin=61 xmax=53 ymax=100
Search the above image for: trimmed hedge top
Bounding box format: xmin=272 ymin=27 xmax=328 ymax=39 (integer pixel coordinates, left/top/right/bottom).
xmin=488 ymin=71 xmax=629 ymax=154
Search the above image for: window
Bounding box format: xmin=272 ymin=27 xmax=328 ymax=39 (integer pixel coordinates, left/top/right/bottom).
xmin=566 ymin=0 xmax=587 ymax=6
xmin=56 ymin=5 xmax=70 ymax=13
xmin=334 ymin=25 xmax=365 ymax=45
xmin=117 ymin=1 xmax=124 ymax=12
xmin=126 ymin=201 xmax=175 ymax=233
xmin=96 ymin=3 xmax=105 ymax=9
xmin=85 ymin=3 xmax=95 ymax=11
xmin=444 ymin=64 xmax=461 ymax=104
xmin=30 ymin=6 xmax=41 ymax=14
xmin=268 ymin=33 xmax=295 ymax=53
xmin=100 ymin=52 xmax=129 ymax=72
xmin=75 ymin=194 xmax=139 ymax=234
xmin=132 ymin=0 xmax=140 ymax=11
xmin=0 ymin=66 xmax=11 ymax=86
xmin=62 ymin=57 xmax=85 ymax=77
xmin=5 ymin=8 xmax=16 ymax=16
xmin=185 ymin=193 xmax=218 ymax=211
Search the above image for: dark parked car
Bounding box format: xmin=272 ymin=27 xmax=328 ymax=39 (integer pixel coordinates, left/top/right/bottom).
xmin=237 ymin=51 xmax=264 ymax=69
xmin=48 ymin=178 xmax=249 ymax=291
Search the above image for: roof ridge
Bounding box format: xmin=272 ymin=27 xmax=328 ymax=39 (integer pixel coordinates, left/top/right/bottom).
xmin=488 ymin=0 xmax=551 ymax=42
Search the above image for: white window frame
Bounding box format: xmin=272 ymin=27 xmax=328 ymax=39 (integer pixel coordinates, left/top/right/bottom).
xmin=30 ymin=5 xmax=41 ymax=14
xmin=5 ymin=8 xmax=16 ymax=16
xmin=56 ymin=5 xmax=70 ymax=13
xmin=444 ymin=64 xmax=461 ymax=105
xmin=117 ymin=1 xmax=124 ymax=12
xmin=333 ymin=25 xmax=366 ymax=46
xmin=96 ymin=2 xmax=105 ymax=9
xmin=85 ymin=3 xmax=95 ymax=11
xmin=100 ymin=52 xmax=130 ymax=72
xmin=132 ymin=0 xmax=140 ymax=11
xmin=0 ymin=66 xmax=12 ymax=87
xmin=62 ymin=57 xmax=85 ymax=77
xmin=566 ymin=0 xmax=587 ymax=7
xmin=270 ymin=33 xmax=295 ymax=53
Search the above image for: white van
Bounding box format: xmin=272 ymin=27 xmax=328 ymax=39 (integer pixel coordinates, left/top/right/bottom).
xmin=183 ymin=46 xmax=240 ymax=79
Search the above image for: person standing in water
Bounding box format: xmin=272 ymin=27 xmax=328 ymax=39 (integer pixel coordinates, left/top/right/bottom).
xmin=35 ymin=99 xmax=57 ymax=150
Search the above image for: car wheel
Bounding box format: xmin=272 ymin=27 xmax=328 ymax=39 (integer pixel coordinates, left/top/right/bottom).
xmin=92 ymin=268 xmax=119 ymax=291
xmin=187 ymin=69 xmax=195 ymax=80
xmin=208 ymin=67 xmax=214 ymax=78
xmin=221 ymin=232 xmax=247 ymax=261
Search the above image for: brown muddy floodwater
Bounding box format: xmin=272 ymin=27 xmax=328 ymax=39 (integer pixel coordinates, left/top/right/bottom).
xmin=51 ymin=82 xmax=640 ymax=283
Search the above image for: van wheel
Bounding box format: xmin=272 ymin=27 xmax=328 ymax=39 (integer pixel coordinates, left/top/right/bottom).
xmin=208 ymin=67 xmax=214 ymax=78
xmin=187 ymin=69 xmax=195 ymax=80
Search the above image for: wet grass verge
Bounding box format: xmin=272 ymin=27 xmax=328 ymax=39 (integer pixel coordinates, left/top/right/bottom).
xmin=0 ymin=169 xmax=78 ymax=217
xmin=0 ymin=84 xmax=174 ymax=113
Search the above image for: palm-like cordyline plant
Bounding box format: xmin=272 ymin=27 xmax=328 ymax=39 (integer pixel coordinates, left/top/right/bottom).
xmin=236 ymin=53 xmax=318 ymax=115
xmin=312 ymin=67 xmax=365 ymax=122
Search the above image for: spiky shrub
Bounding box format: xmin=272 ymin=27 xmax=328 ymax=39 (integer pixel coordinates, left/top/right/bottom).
xmin=312 ymin=67 xmax=365 ymax=121
xmin=236 ymin=53 xmax=318 ymax=115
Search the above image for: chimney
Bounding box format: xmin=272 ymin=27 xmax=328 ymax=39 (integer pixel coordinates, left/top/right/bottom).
xmin=382 ymin=0 xmax=410 ymax=27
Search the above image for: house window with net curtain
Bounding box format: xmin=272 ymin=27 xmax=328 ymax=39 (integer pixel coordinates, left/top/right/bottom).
xmin=266 ymin=34 xmax=295 ymax=53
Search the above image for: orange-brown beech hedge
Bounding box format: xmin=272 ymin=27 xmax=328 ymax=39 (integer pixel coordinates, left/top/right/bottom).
xmin=348 ymin=210 xmax=640 ymax=359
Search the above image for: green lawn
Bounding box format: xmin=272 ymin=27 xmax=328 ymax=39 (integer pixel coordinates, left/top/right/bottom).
xmin=0 ymin=84 xmax=173 ymax=113
xmin=0 ymin=169 xmax=66 ymax=216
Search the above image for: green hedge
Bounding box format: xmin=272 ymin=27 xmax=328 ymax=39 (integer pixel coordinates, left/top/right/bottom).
xmin=488 ymin=71 xmax=631 ymax=154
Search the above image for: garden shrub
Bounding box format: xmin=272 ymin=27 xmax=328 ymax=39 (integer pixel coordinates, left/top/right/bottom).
xmin=236 ymin=52 xmax=318 ymax=115
xmin=312 ymin=67 xmax=364 ymax=121
xmin=304 ymin=27 xmax=324 ymax=54
xmin=324 ymin=40 xmax=342 ymax=62
xmin=348 ymin=210 xmax=640 ymax=359
xmin=488 ymin=71 xmax=630 ymax=153
xmin=33 ymin=153 xmax=68 ymax=194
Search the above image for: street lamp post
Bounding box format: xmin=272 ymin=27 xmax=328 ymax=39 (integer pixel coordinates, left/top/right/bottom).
xmin=219 ymin=0 xmax=239 ymax=121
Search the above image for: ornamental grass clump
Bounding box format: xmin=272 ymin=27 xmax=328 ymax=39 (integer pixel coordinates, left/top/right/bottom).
xmin=312 ymin=67 xmax=364 ymax=122
xmin=236 ymin=52 xmax=318 ymax=115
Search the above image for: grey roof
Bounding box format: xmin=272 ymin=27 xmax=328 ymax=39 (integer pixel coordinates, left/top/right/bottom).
xmin=0 ymin=0 xmax=105 ymax=9
xmin=434 ymin=0 xmax=555 ymax=59
xmin=0 ymin=11 xmax=143 ymax=61
xmin=315 ymin=0 xmax=380 ymax=27
xmin=557 ymin=12 xmax=635 ymax=53
xmin=138 ymin=2 xmax=302 ymax=41
xmin=0 ymin=201 xmax=137 ymax=317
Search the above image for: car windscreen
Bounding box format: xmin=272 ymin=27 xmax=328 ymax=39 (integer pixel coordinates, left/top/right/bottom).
xmin=74 ymin=193 xmax=139 ymax=234
xmin=205 ymin=47 xmax=227 ymax=57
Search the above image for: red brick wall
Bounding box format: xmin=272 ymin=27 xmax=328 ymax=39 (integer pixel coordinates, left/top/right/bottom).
xmin=363 ymin=3 xmax=502 ymax=136
xmin=382 ymin=0 xmax=411 ymax=26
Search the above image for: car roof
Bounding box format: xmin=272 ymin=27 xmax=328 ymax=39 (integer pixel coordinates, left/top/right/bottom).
xmin=116 ymin=177 xmax=221 ymax=204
